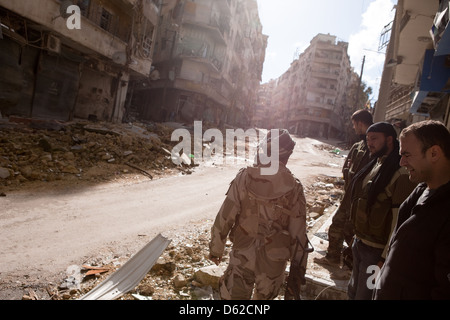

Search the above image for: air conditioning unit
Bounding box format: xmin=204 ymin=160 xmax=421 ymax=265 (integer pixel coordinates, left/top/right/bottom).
xmin=46 ymin=34 xmax=61 ymax=54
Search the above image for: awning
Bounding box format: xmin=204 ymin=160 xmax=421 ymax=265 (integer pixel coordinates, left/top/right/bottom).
xmin=410 ymin=49 xmax=450 ymax=114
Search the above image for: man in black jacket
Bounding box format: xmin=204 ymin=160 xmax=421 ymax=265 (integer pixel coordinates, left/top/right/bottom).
xmin=373 ymin=120 xmax=450 ymax=300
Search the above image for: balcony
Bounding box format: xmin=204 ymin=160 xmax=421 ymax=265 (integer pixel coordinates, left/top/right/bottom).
xmin=307 ymin=83 xmax=337 ymax=95
xmin=182 ymin=1 xmax=230 ymax=44
xmin=174 ymin=78 xmax=229 ymax=107
xmin=290 ymin=110 xmax=343 ymax=131
xmin=313 ymin=55 xmax=342 ymax=66
xmin=305 ymin=99 xmax=335 ymax=111
xmin=316 ymin=41 xmax=344 ymax=52
xmin=385 ymin=93 xmax=413 ymax=120
xmin=311 ymin=68 xmax=340 ymax=80
xmin=176 ymin=41 xmax=225 ymax=74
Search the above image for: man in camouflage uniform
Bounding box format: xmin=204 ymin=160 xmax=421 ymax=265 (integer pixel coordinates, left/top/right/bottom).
xmin=209 ymin=130 xmax=310 ymax=300
xmin=315 ymin=109 xmax=373 ymax=266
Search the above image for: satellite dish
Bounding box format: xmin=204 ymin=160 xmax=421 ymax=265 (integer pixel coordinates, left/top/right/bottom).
xmin=60 ymin=0 xmax=74 ymax=19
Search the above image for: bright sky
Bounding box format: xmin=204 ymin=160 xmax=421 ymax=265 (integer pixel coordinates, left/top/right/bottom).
xmin=257 ymin=0 xmax=397 ymax=104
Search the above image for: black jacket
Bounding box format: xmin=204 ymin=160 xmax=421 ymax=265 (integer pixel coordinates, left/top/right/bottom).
xmin=373 ymin=181 xmax=450 ymax=300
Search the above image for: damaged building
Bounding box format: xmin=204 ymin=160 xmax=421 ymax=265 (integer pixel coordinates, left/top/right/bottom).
xmin=128 ymin=0 xmax=267 ymax=127
xmin=257 ymin=34 xmax=362 ymax=139
xmin=375 ymin=0 xmax=450 ymax=129
xmin=0 ymin=0 xmax=159 ymax=123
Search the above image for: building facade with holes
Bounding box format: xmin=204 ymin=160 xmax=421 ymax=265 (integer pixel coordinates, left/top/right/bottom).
xmin=262 ymin=34 xmax=360 ymax=139
xmin=128 ymin=0 xmax=267 ymax=128
xmin=0 ymin=0 xmax=159 ymax=123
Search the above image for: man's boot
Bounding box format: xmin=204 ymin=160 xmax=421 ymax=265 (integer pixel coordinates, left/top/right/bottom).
xmin=314 ymin=235 xmax=342 ymax=266
xmin=313 ymin=252 xmax=340 ymax=266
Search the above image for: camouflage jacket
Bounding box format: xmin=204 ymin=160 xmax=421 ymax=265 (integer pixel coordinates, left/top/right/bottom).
xmin=210 ymin=163 xmax=308 ymax=266
xmin=343 ymin=138 xmax=371 ymax=190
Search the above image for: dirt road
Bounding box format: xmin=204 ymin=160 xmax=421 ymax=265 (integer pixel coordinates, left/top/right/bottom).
xmin=0 ymin=136 xmax=345 ymax=299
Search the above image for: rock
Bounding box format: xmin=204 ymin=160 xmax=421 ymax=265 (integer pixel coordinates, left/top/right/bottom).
xmin=137 ymin=283 xmax=155 ymax=296
xmin=173 ymin=273 xmax=188 ymax=289
xmin=69 ymin=288 xmax=78 ymax=295
xmin=71 ymin=145 xmax=83 ymax=151
xmin=59 ymin=276 xmax=80 ymax=290
xmin=20 ymin=166 xmax=34 ymax=179
xmin=308 ymin=212 xmax=321 ymax=220
xmin=151 ymin=257 xmax=176 ymax=276
xmin=194 ymin=265 xmax=226 ymax=289
xmin=63 ymin=152 xmax=75 ymax=160
xmin=40 ymin=153 xmax=53 ymax=162
xmin=310 ymin=205 xmax=325 ymax=215
xmin=0 ymin=167 xmax=10 ymax=179
xmin=101 ymin=153 xmax=112 ymax=161
xmin=192 ymin=286 xmax=214 ymax=300
xmin=39 ymin=138 xmax=52 ymax=152
xmin=62 ymin=165 xmax=79 ymax=174
xmin=62 ymin=292 xmax=72 ymax=300
xmin=121 ymin=135 xmax=133 ymax=147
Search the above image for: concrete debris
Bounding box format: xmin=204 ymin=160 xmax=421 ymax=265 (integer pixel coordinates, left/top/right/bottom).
xmin=22 ymin=288 xmax=39 ymax=301
xmin=192 ymin=286 xmax=215 ymax=300
xmin=0 ymin=118 xmax=195 ymax=189
xmin=48 ymin=174 xmax=344 ymax=300
xmin=305 ymin=175 xmax=344 ymax=229
xmin=59 ymin=276 xmax=80 ymax=291
xmin=173 ymin=274 xmax=188 ymax=289
xmin=193 ymin=265 xmax=226 ymax=290
xmin=0 ymin=167 xmax=11 ymax=179
xmin=1 ymin=119 xmax=347 ymax=300
xmin=136 ymin=283 xmax=155 ymax=296
xmin=132 ymin=293 xmax=153 ymax=300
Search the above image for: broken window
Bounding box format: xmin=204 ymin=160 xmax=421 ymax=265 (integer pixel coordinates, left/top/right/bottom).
xmin=378 ymin=21 xmax=392 ymax=51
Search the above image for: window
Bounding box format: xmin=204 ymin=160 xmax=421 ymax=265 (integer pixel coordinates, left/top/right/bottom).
xmin=142 ymin=36 xmax=152 ymax=58
xmin=100 ymin=8 xmax=112 ymax=32
xmin=74 ymin=0 xmax=90 ymax=17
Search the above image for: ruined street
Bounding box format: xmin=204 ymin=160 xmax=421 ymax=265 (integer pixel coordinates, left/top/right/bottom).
xmin=0 ymin=122 xmax=346 ymax=300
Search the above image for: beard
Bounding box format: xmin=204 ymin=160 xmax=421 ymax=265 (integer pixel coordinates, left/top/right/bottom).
xmin=370 ymin=143 xmax=389 ymax=159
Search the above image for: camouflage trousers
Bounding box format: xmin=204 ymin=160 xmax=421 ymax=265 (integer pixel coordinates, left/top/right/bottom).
xmin=219 ymin=243 xmax=287 ymax=300
xmin=327 ymin=206 xmax=354 ymax=258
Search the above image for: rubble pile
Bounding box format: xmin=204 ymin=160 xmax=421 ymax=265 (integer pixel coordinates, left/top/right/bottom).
xmin=1 ymin=118 xmax=346 ymax=300
xmin=0 ymin=119 xmax=195 ymax=190
xmin=305 ymin=175 xmax=344 ymax=227
xmin=46 ymin=221 xmax=228 ymax=300
xmin=45 ymin=175 xmax=344 ymax=301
